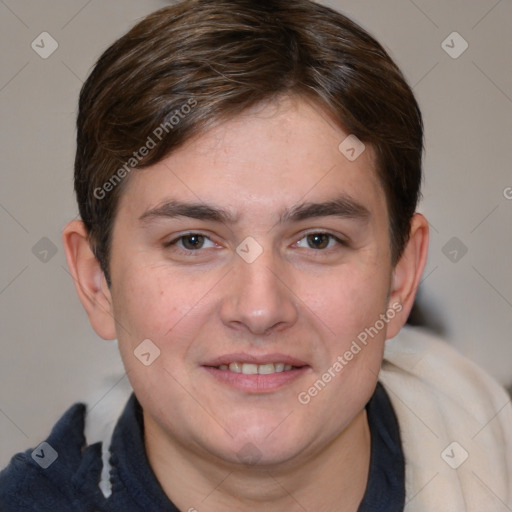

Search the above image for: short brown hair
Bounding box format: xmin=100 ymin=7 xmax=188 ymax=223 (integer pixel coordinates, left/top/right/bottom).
xmin=75 ymin=0 xmax=423 ymax=283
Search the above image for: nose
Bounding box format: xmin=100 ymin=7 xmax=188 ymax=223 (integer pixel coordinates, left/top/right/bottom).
xmin=219 ymin=249 xmax=298 ymax=336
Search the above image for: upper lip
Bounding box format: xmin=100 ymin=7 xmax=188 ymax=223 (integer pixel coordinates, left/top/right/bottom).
xmin=203 ymin=353 xmax=309 ymax=367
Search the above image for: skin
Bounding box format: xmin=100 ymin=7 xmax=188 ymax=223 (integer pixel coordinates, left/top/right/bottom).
xmin=63 ymin=96 xmax=428 ymax=511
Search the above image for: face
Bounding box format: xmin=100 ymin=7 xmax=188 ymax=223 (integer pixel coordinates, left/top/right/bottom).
xmin=107 ymin=97 xmax=400 ymax=469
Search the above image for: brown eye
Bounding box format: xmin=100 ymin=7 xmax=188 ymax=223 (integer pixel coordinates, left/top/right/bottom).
xmin=295 ymin=232 xmax=345 ymax=251
xmin=180 ymin=234 xmax=206 ymax=250
xmin=163 ymin=232 xmax=218 ymax=258
xmin=306 ymin=233 xmax=331 ymax=249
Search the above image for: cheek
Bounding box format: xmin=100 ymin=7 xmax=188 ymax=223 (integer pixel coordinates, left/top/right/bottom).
xmin=111 ymin=271 xmax=200 ymax=404
xmin=295 ymin=269 xmax=390 ymax=429
xmin=298 ymin=264 xmax=390 ymax=339
xmin=112 ymin=253 xmax=188 ymax=325
xmin=111 ymin=273 xmax=167 ymax=339
xmin=111 ymin=262 xmax=221 ymax=362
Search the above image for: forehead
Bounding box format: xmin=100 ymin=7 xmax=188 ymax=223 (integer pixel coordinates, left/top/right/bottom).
xmin=117 ymin=96 xmax=387 ymax=222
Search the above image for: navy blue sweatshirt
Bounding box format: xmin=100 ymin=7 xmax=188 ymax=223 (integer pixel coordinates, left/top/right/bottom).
xmin=0 ymin=382 xmax=404 ymax=511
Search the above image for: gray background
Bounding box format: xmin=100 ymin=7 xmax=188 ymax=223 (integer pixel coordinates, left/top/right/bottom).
xmin=0 ymin=0 xmax=511 ymax=467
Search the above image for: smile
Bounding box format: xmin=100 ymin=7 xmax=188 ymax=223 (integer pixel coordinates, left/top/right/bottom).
xmin=203 ymin=364 xmax=310 ymax=393
xmin=217 ymin=362 xmax=296 ymax=374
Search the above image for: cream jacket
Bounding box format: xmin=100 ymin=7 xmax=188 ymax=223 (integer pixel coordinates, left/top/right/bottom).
xmin=380 ymin=327 xmax=512 ymax=511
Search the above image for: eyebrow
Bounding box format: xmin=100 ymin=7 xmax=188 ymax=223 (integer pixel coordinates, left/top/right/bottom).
xmin=138 ymin=195 xmax=370 ymax=225
xmin=280 ymin=196 xmax=370 ymax=224
xmin=139 ymin=201 xmax=237 ymax=224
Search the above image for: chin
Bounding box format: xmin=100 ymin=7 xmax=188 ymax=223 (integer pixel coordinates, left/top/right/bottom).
xmin=220 ymin=442 xmax=305 ymax=470
xmin=207 ymin=422 xmax=307 ymax=469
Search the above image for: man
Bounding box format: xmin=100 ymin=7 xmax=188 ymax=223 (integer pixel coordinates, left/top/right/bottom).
xmin=1 ymin=0 xmax=511 ymax=510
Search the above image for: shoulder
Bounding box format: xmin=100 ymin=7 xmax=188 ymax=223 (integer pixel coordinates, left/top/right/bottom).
xmin=381 ymin=325 xmax=511 ymax=418
xmin=0 ymin=402 xmax=105 ymax=511
xmin=380 ymin=326 xmax=512 ymax=510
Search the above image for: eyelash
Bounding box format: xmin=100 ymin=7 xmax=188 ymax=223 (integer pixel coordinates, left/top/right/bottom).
xmin=164 ymin=231 xmax=348 ymax=255
xmin=163 ymin=233 xmax=218 ymax=255
xmin=294 ymin=232 xmax=347 ymax=251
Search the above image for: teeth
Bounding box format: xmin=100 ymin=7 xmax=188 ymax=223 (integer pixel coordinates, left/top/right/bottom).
xmin=220 ymin=362 xmax=297 ymax=374
xmin=242 ymin=363 xmax=259 ymax=375
xmin=258 ymin=363 xmax=275 ymax=375
xmin=229 ymin=362 xmax=242 ymax=373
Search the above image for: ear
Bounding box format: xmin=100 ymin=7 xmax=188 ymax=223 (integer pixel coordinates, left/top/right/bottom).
xmin=385 ymin=213 xmax=429 ymax=339
xmin=62 ymin=220 xmax=117 ymax=340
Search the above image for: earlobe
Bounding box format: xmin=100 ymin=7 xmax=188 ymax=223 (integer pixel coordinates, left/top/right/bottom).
xmin=386 ymin=213 xmax=429 ymax=339
xmin=62 ymin=220 xmax=117 ymax=340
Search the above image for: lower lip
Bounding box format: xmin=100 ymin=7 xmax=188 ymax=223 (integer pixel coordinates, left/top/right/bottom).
xmin=202 ymin=366 xmax=310 ymax=393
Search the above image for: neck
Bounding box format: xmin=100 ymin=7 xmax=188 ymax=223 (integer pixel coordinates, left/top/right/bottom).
xmin=144 ymin=409 xmax=371 ymax=512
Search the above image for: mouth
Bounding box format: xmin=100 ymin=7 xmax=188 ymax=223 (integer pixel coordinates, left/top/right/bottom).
xmin=202 ymin=354 xmax=311 ymax=393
